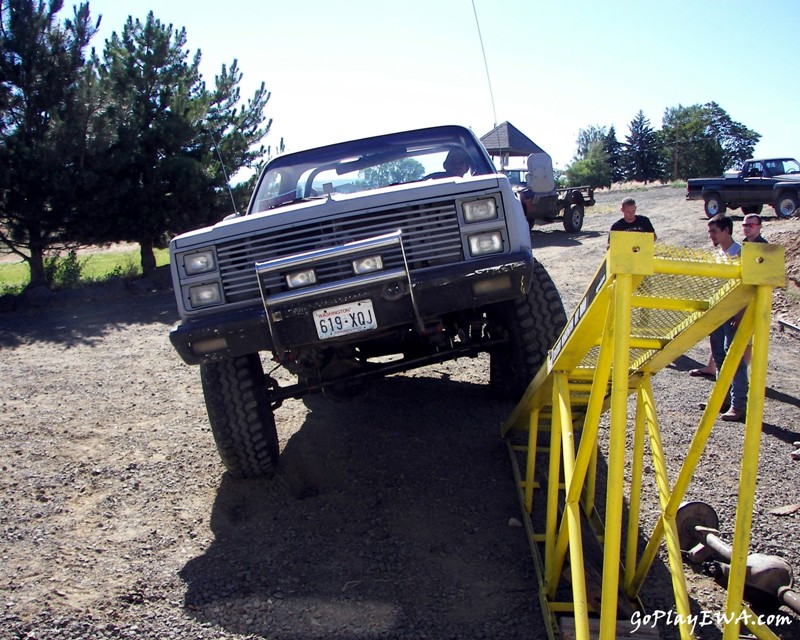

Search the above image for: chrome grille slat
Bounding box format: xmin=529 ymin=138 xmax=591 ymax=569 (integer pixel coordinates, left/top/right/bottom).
xmin=217 ymin=200 xmax=462 ymax=303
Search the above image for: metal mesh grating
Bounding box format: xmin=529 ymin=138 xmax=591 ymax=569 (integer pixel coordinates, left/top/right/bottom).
xmin=574 ymin=244 xmax=741 ymax=372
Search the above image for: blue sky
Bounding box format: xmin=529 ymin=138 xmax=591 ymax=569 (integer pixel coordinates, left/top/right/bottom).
xmin=75 ymin=0 xmax=799 ymax=170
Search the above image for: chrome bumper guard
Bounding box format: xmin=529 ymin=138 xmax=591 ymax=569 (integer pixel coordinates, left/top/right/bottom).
xmin=255 ymin=230 xmax=424 ymax=351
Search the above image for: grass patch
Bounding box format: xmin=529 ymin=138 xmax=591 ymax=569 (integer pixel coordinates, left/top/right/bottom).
xmin=595 ymin=180 xmax=687 ymax=193
xmin=0 ymin=247 xmax=170 ymax=294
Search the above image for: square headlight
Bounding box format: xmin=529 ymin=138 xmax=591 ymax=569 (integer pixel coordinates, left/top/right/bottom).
xmin=183 ymin=250 xmax=217 ymax=275
xmin=286 ymin=269 xmax=317 ymax=289
xmin=463 ymin=198 xmax=498 ymax=223
xmin=352 ymin=255 xmax=384 ymax=275
xmin=468 ymin=231 xmax=503 ymax=256
xmin=188 ymin=282 xmax=222 ymax=308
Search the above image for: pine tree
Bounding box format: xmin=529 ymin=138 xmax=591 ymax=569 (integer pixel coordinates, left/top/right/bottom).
xmin=603 ymin=125 xmax=625 ymax=183
xmin=0 ymin=0 xmax=98 ymax=287
xmin=92 ymin=12 xmax=272 ymax=275
xmin=624 ymin=111 xmax=663 ymax=183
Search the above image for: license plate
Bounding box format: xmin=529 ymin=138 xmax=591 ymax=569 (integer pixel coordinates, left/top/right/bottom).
xmin=313 ymin=300 xmax=377 ymax=340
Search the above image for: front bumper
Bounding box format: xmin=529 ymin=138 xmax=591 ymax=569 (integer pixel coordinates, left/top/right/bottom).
xmin=170 ymin=249 xmax=534 ymax=365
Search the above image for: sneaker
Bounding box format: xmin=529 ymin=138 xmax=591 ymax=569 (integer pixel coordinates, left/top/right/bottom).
xmin=720 ymin=407 xmax=746 ymax=422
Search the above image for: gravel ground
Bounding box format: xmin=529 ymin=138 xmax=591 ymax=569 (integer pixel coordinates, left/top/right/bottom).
xmin=1 ymin=186 xmax=799 ymax=640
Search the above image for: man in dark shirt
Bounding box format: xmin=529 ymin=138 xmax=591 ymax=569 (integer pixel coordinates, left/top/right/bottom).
xmin=609 ymin=197 xmax=657 ymax=239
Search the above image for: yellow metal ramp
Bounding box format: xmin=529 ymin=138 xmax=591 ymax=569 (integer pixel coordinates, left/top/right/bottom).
xmin=502 ymin=232 xmax=785 ymax=640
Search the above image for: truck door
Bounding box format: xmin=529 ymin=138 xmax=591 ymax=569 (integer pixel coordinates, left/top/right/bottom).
xmin=740 ymin=161 xmax=772 ymax=205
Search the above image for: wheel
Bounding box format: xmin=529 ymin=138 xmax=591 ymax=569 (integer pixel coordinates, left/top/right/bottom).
xmin=488 ymin=259 xmax=567 ymax=401
xmin=200 ymin=353 xmax=280 ymax=478
xmin=563 ymin=203 xmax=584 ymax=232
xmin=676 ymin=502 xmax=720 ymax=551
xmin=703 ymin=193 xmax=725 ymax=218
xmin=774 ymin=192 xmax=798 ymax=218
xmin=741 ymin=205 xmax=763 ymax=215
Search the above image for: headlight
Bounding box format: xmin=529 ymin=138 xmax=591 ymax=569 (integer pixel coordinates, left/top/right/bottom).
xmin=183 ymin=250 xmax=217 ymax=275
xmin=286 ymin=269 xmax=317 ymax=289
xmin=463 ymin=198 xmax=498 ymax=223
xmin=468 ymin=231 xmax=503 ymax=256
xmin=352 ymin=255 xmax=384 ymax=275
xmin=188 ymin=282 xmax=222 ymax=308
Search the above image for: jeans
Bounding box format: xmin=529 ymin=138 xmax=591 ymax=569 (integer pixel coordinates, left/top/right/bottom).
xmin=709 ymin=320 xmax=749 ymax=411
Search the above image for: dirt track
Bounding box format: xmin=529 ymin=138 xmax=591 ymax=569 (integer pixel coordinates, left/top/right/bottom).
xmin=1 ymin=186 xmax=799 ymax=639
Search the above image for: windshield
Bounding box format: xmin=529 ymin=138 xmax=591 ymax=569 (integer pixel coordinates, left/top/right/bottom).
xmin=248 ymin=125 xmax=496 ymax=214
xmin=763 ymin=158 xmax=800 ymax=176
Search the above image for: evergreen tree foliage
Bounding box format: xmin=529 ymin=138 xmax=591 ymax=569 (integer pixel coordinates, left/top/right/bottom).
xmin=0 ymin=0 xmax=99 ymax=287
xmin=88 ymin=12 xmax=272 ymax=275
xmin=87 ymin=13 xmax=205 ymax=274
xmin=624 ymin=110 xmax=663 ymax=183
xmin=203 ymin=59 xmax=272 ymax=215
xmin=603 ymin=125 xmax=625 ymax=183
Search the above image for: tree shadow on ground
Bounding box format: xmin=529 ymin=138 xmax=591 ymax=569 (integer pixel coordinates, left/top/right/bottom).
xmin=0 ymin=287 xmax=176 ymax=349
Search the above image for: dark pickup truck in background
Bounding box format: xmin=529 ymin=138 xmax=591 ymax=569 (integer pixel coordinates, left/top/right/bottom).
xmin=686 ymin=157 xmax=800 ymax=218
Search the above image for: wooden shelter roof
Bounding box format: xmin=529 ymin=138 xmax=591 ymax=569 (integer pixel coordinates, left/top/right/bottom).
xmin=480 ymin=121 xmax=545 ymax=156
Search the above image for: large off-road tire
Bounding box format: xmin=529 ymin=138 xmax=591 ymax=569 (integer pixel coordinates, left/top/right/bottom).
xmin=200 ymin=354 xmax=280 ymax=479
xmin=563 ymin=203 xmax=585 ymax=232
xmin=774 ymin=192 xmax=798 ymax=218
xmin=704 ymin=193 xmax=725 ymax=218
xmin=488 ymin=259 xmax=567 ymax=401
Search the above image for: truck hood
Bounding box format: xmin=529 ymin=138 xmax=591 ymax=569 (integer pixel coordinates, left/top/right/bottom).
xmin=171 ymin=174 xmax=503 ymax=249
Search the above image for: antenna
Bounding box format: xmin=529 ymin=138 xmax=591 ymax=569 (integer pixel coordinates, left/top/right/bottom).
xmin=471 ymin=0 xmax=502 ymax=166
xmin=206 ymin=128 xmax=239 ymax=215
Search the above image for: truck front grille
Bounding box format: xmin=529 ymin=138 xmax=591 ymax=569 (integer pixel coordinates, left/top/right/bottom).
xmin=216 ymin=200 xmax=463 ymax=304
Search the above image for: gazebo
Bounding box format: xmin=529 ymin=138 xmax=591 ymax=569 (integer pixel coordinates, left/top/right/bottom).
xmin=480 ymin=121 xmax=545 ymax=167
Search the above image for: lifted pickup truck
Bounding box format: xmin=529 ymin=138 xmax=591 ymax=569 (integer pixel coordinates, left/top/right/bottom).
xmin=169 ymin=125 xmax=567 ymax=478
xmin=503 ymin=152 xmax=595 ymax=232
xmin=686 ymin=157 xmax=800 ymax=218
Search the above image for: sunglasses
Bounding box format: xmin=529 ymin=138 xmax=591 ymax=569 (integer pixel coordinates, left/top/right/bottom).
xmin=742 ymin=223 xmax=759 ymax=227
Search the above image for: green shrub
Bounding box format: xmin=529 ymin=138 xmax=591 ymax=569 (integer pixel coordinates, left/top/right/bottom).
xmin=0 ymin=282 xmax=25 ymax=296
xmin=101 ymin=259 xmax=140 ymax=281
xmin=44 ymin=250 xmax=83 ymax=289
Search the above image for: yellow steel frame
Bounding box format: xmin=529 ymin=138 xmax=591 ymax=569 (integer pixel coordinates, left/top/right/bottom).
xmin=502 ymin=232 xmax=785 ymax=640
